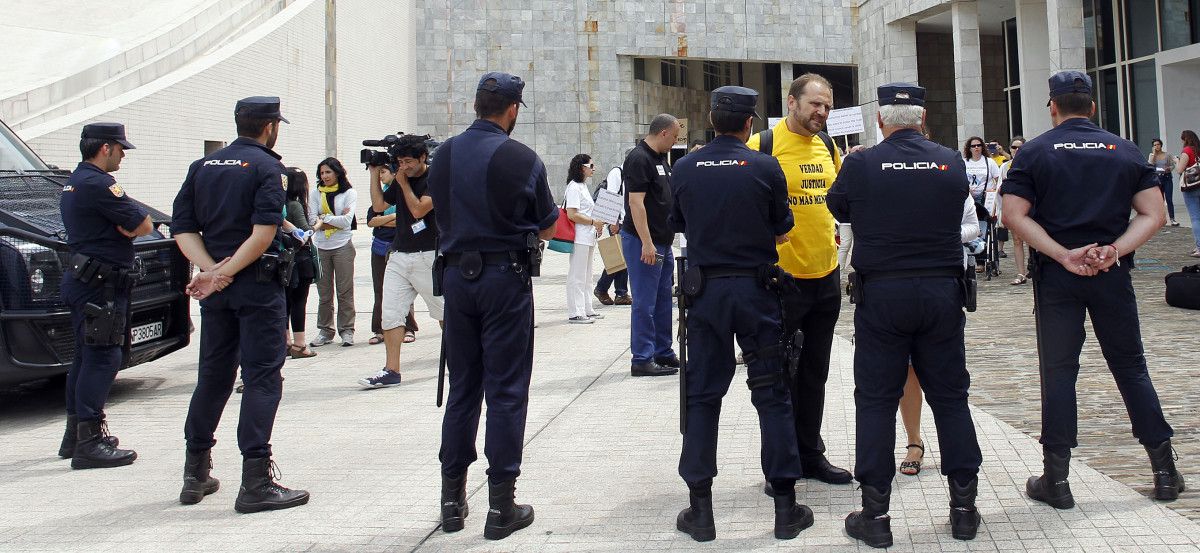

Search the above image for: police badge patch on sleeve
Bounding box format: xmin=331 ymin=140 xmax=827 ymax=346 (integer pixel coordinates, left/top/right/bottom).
xmin=109 ymin=184 xmax=125 ymax=197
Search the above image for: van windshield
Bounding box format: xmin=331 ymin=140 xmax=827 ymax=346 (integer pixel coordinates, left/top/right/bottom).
xmin=0 ymin=122 xmax=50 ymax=171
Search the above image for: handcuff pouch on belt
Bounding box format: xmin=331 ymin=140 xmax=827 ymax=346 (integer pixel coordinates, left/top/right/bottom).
xmin=681 ymin=265 xmax=705 ymax=299
xmin=256 ymin=253 xmax=280 ymax=283
xmin=459 ymin=252 xmax=483 ymax=281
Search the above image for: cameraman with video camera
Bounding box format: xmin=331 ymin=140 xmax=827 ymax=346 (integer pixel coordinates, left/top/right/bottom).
xmin=360 ymin=134 xmax=443 ymax=389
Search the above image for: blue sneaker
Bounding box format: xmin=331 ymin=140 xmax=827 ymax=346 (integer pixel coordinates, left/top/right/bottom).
xmin=358 ymin=369 xmax=402 ymax=389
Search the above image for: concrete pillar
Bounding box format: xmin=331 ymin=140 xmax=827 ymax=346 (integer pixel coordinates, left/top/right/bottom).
xmin=1046 ymin=0 xmax=1087 ymax=72
xmin=1017 ymin=0 xmax=1052 ymax=138
xmin=858 ymin=19 xmax=917 ymax=144
xmin=780 ymin=62 xmax=793 ymax=113
xmin=952 ymin=0 xmax=985 ymax=146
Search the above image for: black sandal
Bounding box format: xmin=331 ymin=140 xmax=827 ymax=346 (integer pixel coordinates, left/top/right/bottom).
xmin=899 ymin=442 xmax=924 ymax=476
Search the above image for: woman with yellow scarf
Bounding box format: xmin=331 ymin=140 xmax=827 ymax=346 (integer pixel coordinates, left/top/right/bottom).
xmin=309 ymin=157 xmax=359 ymax=347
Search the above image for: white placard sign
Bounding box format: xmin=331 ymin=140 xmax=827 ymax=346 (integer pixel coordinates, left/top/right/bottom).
xmin=826 ymin=106 xmax=866 ymax=137
xmin=767 ymin=117 xmax=784 ymax=129
xmin=592 ymin=189 xmax=624 ymax=225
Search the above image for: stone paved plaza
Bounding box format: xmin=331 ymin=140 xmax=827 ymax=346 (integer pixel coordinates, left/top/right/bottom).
xmin=1 ymin=229 xmax=1198 ymax=552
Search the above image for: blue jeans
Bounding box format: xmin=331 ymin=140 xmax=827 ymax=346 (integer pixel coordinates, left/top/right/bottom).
xmin=621 ymin=232 xmax=675 ymax=364
xmin=1184 ymin=188 xmax=1200 ymax=250
xmin=595 ymin=268 xmax=628 ymax=297
xmin=1158 ymin=173 xmax=1176 ymax=221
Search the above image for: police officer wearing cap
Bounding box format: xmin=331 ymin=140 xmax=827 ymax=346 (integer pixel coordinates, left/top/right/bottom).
xmin=58 ymin=122 xmax=153 ymax=469
xmin=827 ymin=83 xmax=983 ymax=548
xmin=171 ymin=96 xmax=309 ymax=513
xmin=670 ymin=86 xmax=814 ymax=543
xmin=427 ymin=72 xmax=556 ymax=540
xmin=1001 ymin=71 xmax=1182 ymax=510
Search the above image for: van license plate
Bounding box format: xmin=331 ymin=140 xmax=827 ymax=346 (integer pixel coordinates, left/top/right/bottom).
xmin=131 ymin=322 xmax=163 ymax=345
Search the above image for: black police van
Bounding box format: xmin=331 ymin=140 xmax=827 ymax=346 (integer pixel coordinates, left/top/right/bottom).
xmin=0 ymin=119 xmax=191 ymax=386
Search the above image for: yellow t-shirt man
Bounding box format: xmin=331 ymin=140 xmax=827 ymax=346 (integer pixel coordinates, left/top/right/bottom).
xmin=746 ymin=119 xmax=841 ymax=279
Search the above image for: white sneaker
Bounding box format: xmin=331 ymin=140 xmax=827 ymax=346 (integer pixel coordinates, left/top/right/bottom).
xmin=310 ymin=333 xmax=335 ymax=347
xmin=340 ymin=331 xmax=354 ymax=347
xmin=588 ymin=313 xmax=605 ymax=320
xmin=568 ymin=316 xmax=594 ymax=324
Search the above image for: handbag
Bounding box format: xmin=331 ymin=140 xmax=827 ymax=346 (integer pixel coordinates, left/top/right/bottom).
xmin=1182 ymin=163 xmax=1200 ymax=192
xmin=548 ymin=199 xmax=576 ymax=254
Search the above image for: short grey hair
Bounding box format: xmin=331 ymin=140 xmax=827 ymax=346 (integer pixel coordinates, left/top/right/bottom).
xmin=879 ymin=104 xmax=925 ymax=128
xmin=648 ymin=113 xmax=678 ymax=135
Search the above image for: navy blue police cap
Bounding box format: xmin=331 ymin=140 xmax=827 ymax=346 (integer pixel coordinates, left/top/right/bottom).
xmin=877 ymin=83 xmax=926 ymax=107
xmin=81 ymin=122 xmax=135 ymax=150
xmin=1047 ymin=71 xmax=1092 ymax=105
xmin=477 ymin=72 xmax=527 ymax=106
xmin=235 ymin=96 xmax=289 ymax=123
xmin=711 ymin=86 xmax=760 ymax=117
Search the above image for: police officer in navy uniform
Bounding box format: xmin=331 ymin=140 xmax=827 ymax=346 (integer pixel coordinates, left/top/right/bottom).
xmin=58 ymin=122 xmax=153 ymax=469
xmin=827 ymin=83 xmax=983 ymax=548
xmin=427 ymin=72 xmax=557 ymax=540
xmin=171 ymin=97 xmax=309 ymax=513
xmin=1001 ymin=71 xmax=1182 ymax=509
xmin=670 ymin=86 xmax=814 ymax=543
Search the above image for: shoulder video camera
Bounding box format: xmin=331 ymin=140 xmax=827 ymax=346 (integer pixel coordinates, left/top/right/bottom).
xmin=360 ymin=133 xmax=442 ymax=168
xmin=361 ymin=133 xmax=404 ymax=168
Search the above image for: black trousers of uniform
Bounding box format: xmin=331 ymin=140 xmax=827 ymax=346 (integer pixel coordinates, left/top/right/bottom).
xmin=61 ymin=275 xmax=128 ymax=422
xmin=780 ymin=268 xmax=841 ymax=460
xmin=1032 ymin=262 xmax=1173 ymax=450
xmin=439 ymin=263 xmax=534 ymax=484
xmin=184 ymin=275 xmax=287 ymax=458
xmin=679 ymin=277 xmax=802 ymax=486
xmin=853 ymin=276 xmax=982 ymax=491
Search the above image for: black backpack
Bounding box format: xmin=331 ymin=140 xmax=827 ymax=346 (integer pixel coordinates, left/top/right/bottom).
xmin=593 ymin=166 xmax=623 ymax=201
xmin=757 ymin=129 xmax=839 ymax=162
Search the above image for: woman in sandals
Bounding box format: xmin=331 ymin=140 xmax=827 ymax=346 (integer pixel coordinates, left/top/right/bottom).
xmin=284 ymin=167 xmax=318 ymax=359
xmin=999 ymin=137 xmax=1029 ymax=285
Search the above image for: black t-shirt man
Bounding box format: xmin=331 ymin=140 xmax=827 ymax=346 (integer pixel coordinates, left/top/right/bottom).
xmin=379 ymin=172 xmax=437 ymax=253
xmin=622 ymin=139 xmax=675 ymax=246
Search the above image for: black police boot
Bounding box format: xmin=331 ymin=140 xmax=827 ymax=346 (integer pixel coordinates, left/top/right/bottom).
xmin=59 ymin=414 xmax=119 ymax=459
xmin=801 ymin=455 xmax=854 ymax=485
xmin=483 ymin=479 xmax=534 ymax=540
xmin=773 ymin=488 xmax=815 ymax=540
xmin=676 ymin=489 xmax=716 ymax=542
xmin=441 ymin=473 xmax=469 ymax=533
xmin=179 ymin=449 xmax=221 ymax=505
xmin=234 ymin=457 xmax=310 ymax=513
xmin=58 ymin=415 xmax=78 ymax=459
xmin=1146 ymin=440 xmax=1186 ymax=501
xmin=948 ymin=477 xmax=981 ymax=540
xmin=1026 ymin=449 xmax=1074 ymax=509
xmin=845 ymin=485 xmax=893 ymax=549
xmin=71 ymin=419 xmax=136 ymax=469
